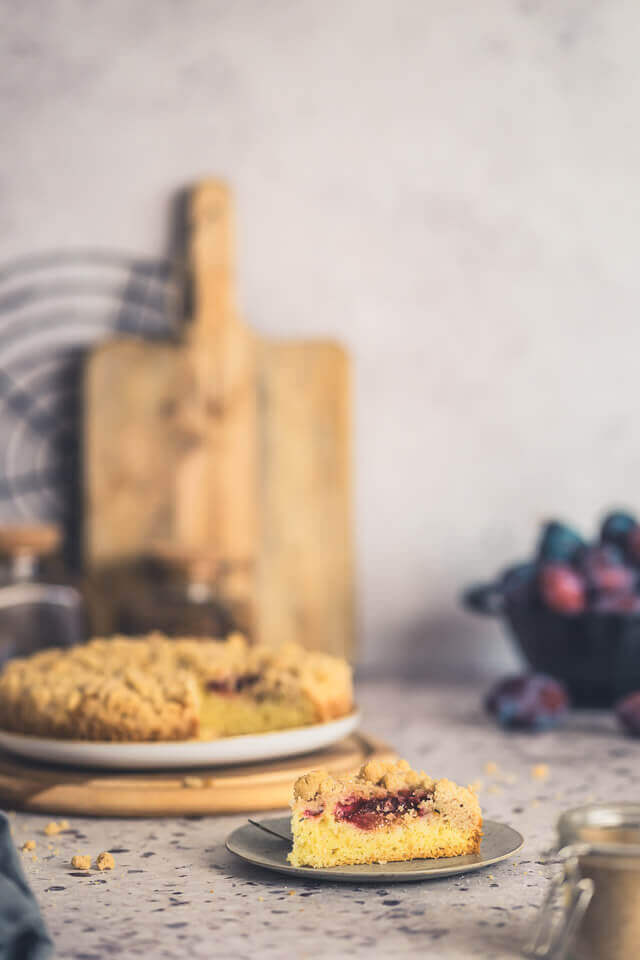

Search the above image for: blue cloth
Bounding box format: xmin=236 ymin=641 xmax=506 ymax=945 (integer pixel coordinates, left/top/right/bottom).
xmin=0 ymin=813 xmax=53 ymax=960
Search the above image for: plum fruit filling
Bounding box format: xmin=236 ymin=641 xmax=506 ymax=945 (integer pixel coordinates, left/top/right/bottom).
xmin=332 ymin=790 xmax=434 ymax=831
xmin=205 ymin=674 xmax=260 ymax=695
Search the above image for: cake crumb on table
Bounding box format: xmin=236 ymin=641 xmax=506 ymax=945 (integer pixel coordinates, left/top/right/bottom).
xmin=71 ymin=855 xmax=91 ymax=870
xmin=484 ymin=761 xmax=499 ymax=775
xmin=531 ymin=764 xmax=549 ymax=781
xmin=183 ymin=776 xmax=204 ymax=788
xmin=44 ymin=820 xmax=68 ymax=836
xmin=96 ymin=851 xmax=115 ymax=871
xmin=22 ymin=840 xmax=36 ymax=851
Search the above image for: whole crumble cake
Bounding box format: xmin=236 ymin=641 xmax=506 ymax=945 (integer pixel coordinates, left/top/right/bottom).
xmin=0 ymin=632 xmax=353 ymax=742
xmin=289 ymin=758 xmax=482 ymax=868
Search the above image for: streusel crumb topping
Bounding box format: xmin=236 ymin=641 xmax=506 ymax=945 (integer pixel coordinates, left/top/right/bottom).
xmin=0 ymin=633 xmax=353 ymax=741
xmin=293 ymin=759 xmax=435 ymax=802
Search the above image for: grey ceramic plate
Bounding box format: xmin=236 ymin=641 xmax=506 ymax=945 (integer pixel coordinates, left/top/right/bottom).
xmin=226 ymin=816 xmax=524 ymax=883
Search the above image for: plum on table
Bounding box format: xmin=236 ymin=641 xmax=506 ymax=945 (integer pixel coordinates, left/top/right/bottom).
xmin=616 ymin=691 xmax=640 ymax=736
xmin=485 ymin=674 xmax=570 ymax=731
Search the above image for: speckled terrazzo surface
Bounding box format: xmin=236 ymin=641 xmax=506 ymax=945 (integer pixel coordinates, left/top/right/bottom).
xmin=6 ymin=681 xmax=639 ymax=959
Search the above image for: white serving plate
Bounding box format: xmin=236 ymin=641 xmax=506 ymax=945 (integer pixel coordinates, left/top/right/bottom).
xmin=0 ymin=710 xmax=360 ymax=770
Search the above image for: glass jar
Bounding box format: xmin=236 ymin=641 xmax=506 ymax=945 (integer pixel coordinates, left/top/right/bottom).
xmin=115 ymin=547 xmax=243 ymax=639
xmin=528 ymin=803 xmax=640 ymax=960
xmin=0 ymin=524 xmax=86 ymax=664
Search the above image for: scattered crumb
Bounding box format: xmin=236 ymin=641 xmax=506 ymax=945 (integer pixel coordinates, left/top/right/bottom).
xmin=96 ymin=851 xmax=115 ymax=871
xmin=531 ymin=798 xmax=540 ymax=807
xmin=488 ymin=784 xmax=503 ymax=795
xmin=183 ymin=776 xmax=204 ymax=789
xmin=487 ymin=874 xmax=495 ymax=880
xmin=484 ymin=762 xmax=499 ymax=775
xmin=258 ymin=896 xmax=264 ymax=901
xmin=531 ymin=764 xmax=549 ymax=781
xmin=469 ymin=779 xmax=484 ymax=793
xmin=31 ymin=854 xmax=38 ymax=862
xmin=71 ymin=855 xmax=91 ymax=871
xmin=21 ymin=840 xmax=36 ymax=851
xmin=44 ymin=820 xmax=68 ymax=836
xmin=288 ymin=890 xmax=296 ymax=896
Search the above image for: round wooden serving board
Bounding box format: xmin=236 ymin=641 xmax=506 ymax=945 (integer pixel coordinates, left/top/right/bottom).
xmin=0 ymin=732 xmax=394 ymax=817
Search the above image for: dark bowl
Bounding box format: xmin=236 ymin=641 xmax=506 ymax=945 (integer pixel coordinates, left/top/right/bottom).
xmin=463 ymin=575 xmax=640 ymax=708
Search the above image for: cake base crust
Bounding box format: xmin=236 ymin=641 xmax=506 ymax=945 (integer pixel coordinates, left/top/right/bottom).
xmin=289 ymin=815 xmax=481 ymax=868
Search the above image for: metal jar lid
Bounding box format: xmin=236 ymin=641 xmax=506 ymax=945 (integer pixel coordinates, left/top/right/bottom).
xmin=558 ymin=803 xmax=640 ymax=858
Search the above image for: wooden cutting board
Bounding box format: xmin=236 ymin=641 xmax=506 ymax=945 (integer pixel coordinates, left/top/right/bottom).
xmin=85 ymin=179 xmax=353 ymax=656
xmin=0 ymin=733 xmax=393 ymax=817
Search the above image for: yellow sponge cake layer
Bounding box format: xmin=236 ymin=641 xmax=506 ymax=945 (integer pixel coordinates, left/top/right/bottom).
xmin=198 ymin=691 xmax=316 ymax=738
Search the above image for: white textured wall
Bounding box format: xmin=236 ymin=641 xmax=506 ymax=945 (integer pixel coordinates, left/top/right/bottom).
xmin=2 ymin=0 xmax=640 ymax=676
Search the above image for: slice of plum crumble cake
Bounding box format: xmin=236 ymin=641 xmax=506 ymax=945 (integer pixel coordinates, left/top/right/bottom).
xmin=289 ymin=758 xmax=482 ymax=868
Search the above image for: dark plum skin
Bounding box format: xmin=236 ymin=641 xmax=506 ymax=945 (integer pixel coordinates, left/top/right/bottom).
xmin=600 ymin=511 xmax=638 ymax=550
xmin=485 ymin=674 xmax=570 ymax=731
xmin=539 ymin=564 xmax=586 ymax=614
xmin=537 ymin=522 xmax=584 ymax=564
xmin=616 ymin=691 xmax=640 ymax=736
xmin=593 ymin=592 xmax=640 ymax=614
xmin=628 ymin=526 xmax=640 ymax=563
xmin=579 ymin=545 xmax=636 ymax=594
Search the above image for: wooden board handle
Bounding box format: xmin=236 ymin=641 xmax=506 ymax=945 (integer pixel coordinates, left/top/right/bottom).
xmin=188 ymin=179 xmax=236 ymax=343
xmin=174 ymin=179 xmax=258 ymax=634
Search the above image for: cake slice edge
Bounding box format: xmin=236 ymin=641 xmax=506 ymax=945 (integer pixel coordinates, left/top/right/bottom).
xmin=289 ymin=758 xmax=482 ymax=868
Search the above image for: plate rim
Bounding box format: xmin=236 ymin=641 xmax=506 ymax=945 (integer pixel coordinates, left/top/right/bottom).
xmin=0 ymin=707 xmax=361 ymax=747
xmin=225 ymin=816 xmax=524 ymax=883
xmin=0 ymin=709 xmax=361 ymax=770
